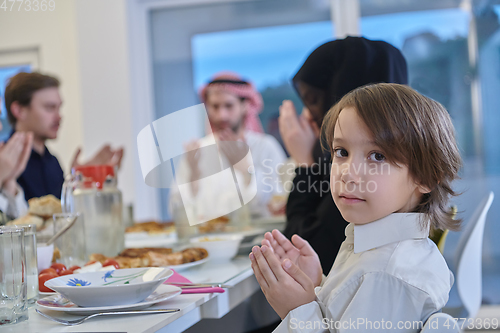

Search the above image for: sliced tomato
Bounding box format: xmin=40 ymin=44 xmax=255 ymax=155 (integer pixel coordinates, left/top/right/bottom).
xmin=50 ymin=263 xmax=67 ymax=274
xmin=59 ymin=269 xmax=74 ymax=276
xmin=39 ymin=273 xmax=58 ymax=292
xmin=68 ymin=265 xmax=81 ymax=271
xmin=39 ymin=268 xmax=57 ymax=276
xmin=84 ymin=260 xmax=97 ymax=266
xmin=103 ymin=259 xmax=120 ymax=269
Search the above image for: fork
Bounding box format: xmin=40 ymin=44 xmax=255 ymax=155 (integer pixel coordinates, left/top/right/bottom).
xmin=36 ymin=308 xmax=180 ymax=326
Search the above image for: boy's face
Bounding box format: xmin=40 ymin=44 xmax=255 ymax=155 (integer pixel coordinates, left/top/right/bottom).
xmin=330 ymin=107 xmax=424 ymax=224
xmin=205 ymin=90 xmax=247 ymax=134
xmin=16 ymin=87 xmax=62 ymax=140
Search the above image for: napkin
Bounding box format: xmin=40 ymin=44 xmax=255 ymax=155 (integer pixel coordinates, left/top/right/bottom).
xmin=165 ymin=270 xmax=225 ymax=294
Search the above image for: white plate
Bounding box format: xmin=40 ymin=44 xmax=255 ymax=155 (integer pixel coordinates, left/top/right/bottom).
xmin=251 ymin=215 xmax=286 ymax=225
xmin=39 ymin=291 xmax=57 ymax=296
xmin=125 ymin=231 xmax=149 ymax=240
xmin=36 ymin=284 xmax=181 ymax=315
xmin=190 ymin=235 xmax=243 ymax=261
xmin=44 ymin=267 xmax=173 ymax=307
xmin=166 ymin=257 xmax=209 ymax=271
xmin=125 ymin=236 xmax=178 ymax=249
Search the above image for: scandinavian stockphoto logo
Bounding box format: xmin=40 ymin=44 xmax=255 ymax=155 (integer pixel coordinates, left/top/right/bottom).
xmin=136 ymin=104 xmax=257 ymax=226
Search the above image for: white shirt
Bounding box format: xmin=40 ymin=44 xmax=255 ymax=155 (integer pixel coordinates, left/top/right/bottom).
xmin=170 ymin=131 xmax=287 ymax=219
xmin=0 ymin=184 xmax=28 ymax=220
xmin=274 ymin=213 xmax=453 ymax=333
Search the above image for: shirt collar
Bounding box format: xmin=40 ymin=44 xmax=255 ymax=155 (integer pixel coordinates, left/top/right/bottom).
xmin=344 ymin=213 xmax=430 ymax=254
xmin=9 ymin=130 xmax=51 ymax=157
xmin=29 ymin=145 xmax=51 ymax=159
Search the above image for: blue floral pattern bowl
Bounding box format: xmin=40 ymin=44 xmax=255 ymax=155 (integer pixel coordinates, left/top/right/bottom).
xmin=44 ymin=267 xmax=173 ymax=307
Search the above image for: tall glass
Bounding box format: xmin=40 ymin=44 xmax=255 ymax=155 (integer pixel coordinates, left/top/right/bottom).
xmin=0 ymin=226 xmax=28 ymax=325
xmin=53 ymin=213 xmax=86 ymax=267
xmin=13 ymin=225 xmax=38 ymax=303
xmin=172 ymin=201 xmax=198 ymax=242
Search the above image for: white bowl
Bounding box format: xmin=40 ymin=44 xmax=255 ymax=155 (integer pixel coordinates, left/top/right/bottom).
xmin=44 ymin=267 xmax=173 ymax=307
xmin=37 ymin=243 xmax=54 ymax=271
xmin=189 ymin=234 xmax=243 ymax=261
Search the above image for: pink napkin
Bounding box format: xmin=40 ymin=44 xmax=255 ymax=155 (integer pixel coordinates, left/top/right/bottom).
xmin=165 ymin=269 xmax=225 ymax=294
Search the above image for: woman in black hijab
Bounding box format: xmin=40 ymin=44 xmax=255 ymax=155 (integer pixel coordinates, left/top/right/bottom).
xmin=281 ymin=36 xmax=408 ymax=275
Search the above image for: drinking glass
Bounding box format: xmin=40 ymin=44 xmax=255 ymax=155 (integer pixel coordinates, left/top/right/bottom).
xmin=0 ymin=226 xmax=28 ymax=325
xmin=53 ymin=213 xmax=86 ymax=267
xmin=13 ymin=225 xmax=38 ymax=303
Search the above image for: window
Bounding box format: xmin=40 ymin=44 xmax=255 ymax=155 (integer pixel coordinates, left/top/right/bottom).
xmin=0 ymin=47 xmax=38 ymax=141
xmin=149 ymin=0 xmax=333 ymax=219
xmin=360 ymin=0 xmax=500 ymax=305
xmin=0 ymin=64 xmax=31 ymax=141
xmin=362 ymin=8 xmax=472 ymax=155
xmin=192 ymin=21 xmax=333 ymax=147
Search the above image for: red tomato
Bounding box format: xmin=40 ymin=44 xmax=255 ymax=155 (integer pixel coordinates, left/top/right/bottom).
xmin=103 ymin=259 xmax=120 ymax=269
xmin=39 ymin=268 xmax=57 ymax=276
xmin=59 ymin=270 xmax=74 ymax=276
xmin=69 ymin=266 xmax=81 ymax=271
xmin=85 ymin=260 xmax=97 ymax=266
xmin=38 ymin=273 xmax=58 ymax=292
xmin=50 ymin=263 xmax=67 ymax=274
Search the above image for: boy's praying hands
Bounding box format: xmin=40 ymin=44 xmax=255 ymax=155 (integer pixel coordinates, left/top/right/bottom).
xmin=250 ymin=244 xmax=316 ymax=319
xmin=261 ymin=229 xmax=323 ymax=287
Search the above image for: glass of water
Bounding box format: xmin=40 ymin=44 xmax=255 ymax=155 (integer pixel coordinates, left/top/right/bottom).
xmin=0 ymin=226 xmax=28 ymax=326
xmin=53 ymin=213 xmax=86 ymax=267
xmin=13 ymin=225 xmax=38 ymax=303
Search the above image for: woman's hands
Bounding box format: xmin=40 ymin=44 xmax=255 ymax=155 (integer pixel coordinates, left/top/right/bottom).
xmin=278 ymin=101 xmax=319 ymax=167
xmin=262 ymin=229 xmax=323 ymax=287
xmin=250 ymin=244 xmax=316 ymax=319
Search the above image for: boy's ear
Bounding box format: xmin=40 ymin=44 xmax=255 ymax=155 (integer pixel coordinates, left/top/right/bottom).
xmin=416 ymin=183 xmax=432 ymax=194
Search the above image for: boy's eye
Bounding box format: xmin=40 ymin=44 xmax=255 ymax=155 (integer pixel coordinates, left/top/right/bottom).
xmin=369 ymin=152 xmax=386 ymax=162
xmin=333 ymin=148 xmax=348 ymax=158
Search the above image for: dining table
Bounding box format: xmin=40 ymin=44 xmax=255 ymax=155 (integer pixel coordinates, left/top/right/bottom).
xmin=5 ymin=218 xmax=286 ymax=333
xmin=5 ymin=257 xmax=260 ymax=333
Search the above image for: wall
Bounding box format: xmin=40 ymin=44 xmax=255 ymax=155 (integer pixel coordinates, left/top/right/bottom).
xmin=0 ymin=0 xmax=137 ymax=211
xmin=0 ymin=0 xmax=84 ymax=173
xmin=74 ymin=0 xmax=135 ymax=208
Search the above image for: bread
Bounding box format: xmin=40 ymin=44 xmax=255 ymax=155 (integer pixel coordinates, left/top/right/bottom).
xmin=125 ymin=221 xmax=175 ymax=234
xmin=119 ymin=247 xmax=172 ymax=257
xmin=142 ymin=251 xmax=184 ymax=266
xmin=197 ymin=216 xmax=230 ymax=233
xmin=7 ymin=214 xmax=44 ymax=229
xmin=181 ymin=248 xmax=209 ymax=262
xmin=89 ymin=253 xmax=107 ymax=263
xmin=113 ymin=256 xmax=143 ymax=269
xmin=28 ymin=195 xmax=62 ymax=219
xmin=52 ymin=247 xmax=61 ymax=262
xmin=88 ymin=247 xmax=208 ymax=268
xmin=142 ymin=248 xmax=208 ymax=266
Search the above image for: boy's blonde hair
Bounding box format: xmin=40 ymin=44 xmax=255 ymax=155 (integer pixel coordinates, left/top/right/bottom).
xmin=322 ymin=83 xmax=462 ymax=231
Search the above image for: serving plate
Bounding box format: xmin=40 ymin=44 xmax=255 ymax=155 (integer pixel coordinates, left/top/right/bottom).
xmin=44 ymin=267 xmax=173 ymax=307
xmin=37 ymin=284 xmax=181 ymax=315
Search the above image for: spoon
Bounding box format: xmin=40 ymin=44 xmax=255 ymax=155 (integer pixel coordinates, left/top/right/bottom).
xmin=46 ymin=216 xmax=78 ymax=245
xmin=36 ymin=308 xmax=180 ymax=326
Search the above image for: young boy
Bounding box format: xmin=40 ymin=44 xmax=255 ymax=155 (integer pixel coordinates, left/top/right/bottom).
xmin=250 ymin=83 xmax=461 ymax=332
